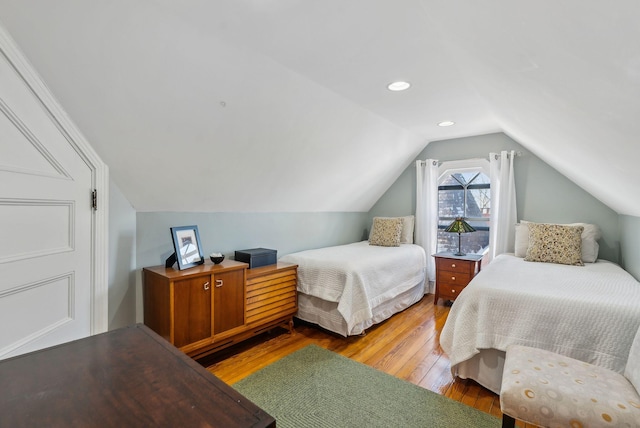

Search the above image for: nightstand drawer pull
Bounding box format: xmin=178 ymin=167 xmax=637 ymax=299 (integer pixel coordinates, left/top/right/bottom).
xmin=451 ymin=263 xmax=456 ymax=268
xmin=451 ymin=289 xmax=456 ymax=293
xmin=451 ymin=276 xmax=456 ymax=281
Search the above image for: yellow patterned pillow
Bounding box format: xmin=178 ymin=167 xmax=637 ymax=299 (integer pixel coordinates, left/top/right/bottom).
xmin=369 ymin=217 xmax=402 ymax=247
xmin=369 ymin=216 xmax=415 ymax=243
xmin=524 ymin=223 xmax=584 ymax=266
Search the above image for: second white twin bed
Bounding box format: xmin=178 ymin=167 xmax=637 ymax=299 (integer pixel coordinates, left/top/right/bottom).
xmin=440 ymin=220 xmax=640 ymax=393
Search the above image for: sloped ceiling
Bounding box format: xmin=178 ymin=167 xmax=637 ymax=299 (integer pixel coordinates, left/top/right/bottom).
xmin=1 ymin=1 xmax=639 ymax=215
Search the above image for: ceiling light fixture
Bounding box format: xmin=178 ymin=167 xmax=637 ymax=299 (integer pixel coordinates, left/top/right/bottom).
xmin=438 ymin=121 xmax=455 ymax=127
xmin=387 ymin=81 xmax=411 ymax=91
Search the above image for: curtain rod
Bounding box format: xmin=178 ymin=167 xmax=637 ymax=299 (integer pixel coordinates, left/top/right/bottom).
xmin=491 ymin=151 xmax=523 ymax=160
xmin=418 ymin=151 xmax=523 ymax=166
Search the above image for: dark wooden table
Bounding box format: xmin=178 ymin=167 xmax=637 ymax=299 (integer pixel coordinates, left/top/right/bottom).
xmin=0 ymin=324 xmax=275 ymax=427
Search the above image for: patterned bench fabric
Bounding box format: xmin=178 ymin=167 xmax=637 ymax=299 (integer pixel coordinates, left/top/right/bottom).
xmin=501 ymin=345 xmax=640 ymax=427
xmin=625 ymin=328 xmax=640 ymax=394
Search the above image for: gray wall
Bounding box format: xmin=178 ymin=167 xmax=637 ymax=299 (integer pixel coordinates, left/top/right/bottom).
xmin=369 ymin=132 xmax=621 ymax=263
xmin=620 ymin=215 xmax=640 ymax=280
xmin=108 ymin=180 xmax=137 ymax=330
xmin=109 ymin=205 xmax=368 ymax=326
xmin=133 ymin=211 xmax=368 ymax=321
xmin=136 ymin=212 xmax=369 ymax=269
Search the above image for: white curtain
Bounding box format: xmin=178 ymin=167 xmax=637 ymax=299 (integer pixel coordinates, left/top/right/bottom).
xmin=415 ymin=159 xmax=439 ymax=293
xmin=488 ymin=150 xmax=518 ymax=262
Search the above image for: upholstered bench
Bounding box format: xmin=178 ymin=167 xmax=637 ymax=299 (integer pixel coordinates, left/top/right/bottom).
xmin=500 ymin=327 xmax=640 ymax=428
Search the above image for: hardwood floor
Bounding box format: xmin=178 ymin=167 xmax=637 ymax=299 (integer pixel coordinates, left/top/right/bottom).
xmin=201 ymin=295 xmax=535 ymax=427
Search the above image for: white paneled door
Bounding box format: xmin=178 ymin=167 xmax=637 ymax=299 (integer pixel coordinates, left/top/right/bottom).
xmin=0 ymin=28 xmax=108 ymax=358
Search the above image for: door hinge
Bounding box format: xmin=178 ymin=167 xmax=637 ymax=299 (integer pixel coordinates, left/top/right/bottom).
xmin=91 ymin=189 xmax=97 ymax=210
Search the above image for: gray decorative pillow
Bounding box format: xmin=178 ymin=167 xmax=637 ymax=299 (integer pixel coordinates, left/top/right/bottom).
xmin=369 ymin=217 xmax=402 ymax=247
xmin=524 ymin=223 xmax=584 ymax=266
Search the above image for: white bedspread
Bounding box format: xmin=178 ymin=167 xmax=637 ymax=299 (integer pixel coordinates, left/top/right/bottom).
xmin=279 ymin=241 xmax=426 ymax=332
xmin=440 ymin=254 xmax=640 ymax=374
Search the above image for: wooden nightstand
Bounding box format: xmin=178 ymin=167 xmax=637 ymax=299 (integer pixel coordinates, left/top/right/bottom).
xmin=433 ymin=252 xmax=483 ymax=304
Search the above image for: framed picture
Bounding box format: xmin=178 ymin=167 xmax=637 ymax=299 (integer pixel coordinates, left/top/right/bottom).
xmin=169 ymin=225 xmax=205 ymax=270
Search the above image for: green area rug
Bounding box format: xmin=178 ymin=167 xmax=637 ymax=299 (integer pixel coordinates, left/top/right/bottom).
xmin=233 ymin=345 xmax=500 ymax=428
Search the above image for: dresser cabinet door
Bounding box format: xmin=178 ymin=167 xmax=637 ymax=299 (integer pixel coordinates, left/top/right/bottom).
xmin=214 ymin=270 xmax=245 ymax=334
xmin=173 ymin=276 xmax=212 ymax=348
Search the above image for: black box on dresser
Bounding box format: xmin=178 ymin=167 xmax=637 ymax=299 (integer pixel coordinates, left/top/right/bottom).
xmin=234 ymin=248 xmax=277 ymax=268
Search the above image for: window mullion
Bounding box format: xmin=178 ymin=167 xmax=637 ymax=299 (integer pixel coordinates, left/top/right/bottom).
xmin=437 ymin=167 xmax=491 ymax=255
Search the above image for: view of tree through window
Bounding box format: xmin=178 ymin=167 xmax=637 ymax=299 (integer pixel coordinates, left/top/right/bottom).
xmin=438 ymin=171 xmax=490 ymax=254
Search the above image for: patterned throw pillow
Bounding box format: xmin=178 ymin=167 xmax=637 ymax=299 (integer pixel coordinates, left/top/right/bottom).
xmin=515 ymin=220 xmax=601 ymax=262
xmin=524 ymin=223 xmax=584 ymax=266
xmin=369 ymin=217 xmax=403 ymax=247
xmin=369 ymin=215 xmax=415 ymax=244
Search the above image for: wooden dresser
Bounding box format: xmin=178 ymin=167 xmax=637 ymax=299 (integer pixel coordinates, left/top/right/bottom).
xmin=0 ymin=324 xmax=275 ymax=427
xmin=433 ymin=252 xmax=483 ymax=304
xmin=143 ymin=260 xmax=297 ymax=359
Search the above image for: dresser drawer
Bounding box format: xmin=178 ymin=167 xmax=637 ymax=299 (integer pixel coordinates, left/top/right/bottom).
xmin=436 ymin=257 xmax=471 ymax=274
xmin=438 ymin=284 xmax=466 ymax=300
xmin=246 ymin=265 xmax=298 ymax=326
xmin=437 ymin=271 xmax=470 ymax=287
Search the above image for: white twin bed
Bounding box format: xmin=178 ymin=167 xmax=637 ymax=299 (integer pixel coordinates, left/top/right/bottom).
xmin=280 ymin=240 xmax=427 ymax=336
xmin=440 ymin=222 xmax=640 ymax=394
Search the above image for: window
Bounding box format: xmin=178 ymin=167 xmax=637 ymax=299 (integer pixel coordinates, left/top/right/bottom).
xmin=437 ymin=160 xmax=490 ymax=255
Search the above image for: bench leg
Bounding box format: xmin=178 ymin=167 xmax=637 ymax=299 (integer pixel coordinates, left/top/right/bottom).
xmin=501 ymin=414 xmax=516 ymax=428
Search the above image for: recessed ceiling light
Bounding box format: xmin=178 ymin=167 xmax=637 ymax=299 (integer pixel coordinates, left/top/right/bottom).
xmin=438 ymin=121 xmax=455 ymax=127
xmin=387 ymin=81 xmax=411 ymax=91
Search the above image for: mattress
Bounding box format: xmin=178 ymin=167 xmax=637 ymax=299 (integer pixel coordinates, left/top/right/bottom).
xmin=280 ymin=241 xmax=427 ymax=336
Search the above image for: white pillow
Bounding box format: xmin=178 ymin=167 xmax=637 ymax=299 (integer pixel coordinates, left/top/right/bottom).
xmin=370 ymin=216 xmax=414 ymax=244
xmin=514 ymin=223 xmax=529 ymax=257
xmin=399 ymin=215 xmax=415 ymax=244
xmin=515 ymin=220 xmax=601 ymax=263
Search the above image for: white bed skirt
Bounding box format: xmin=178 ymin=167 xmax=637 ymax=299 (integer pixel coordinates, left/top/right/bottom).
xmin=296 ymin=281 xmax=425 ymax=337
xmin=452 ymin=349 xmax=506 ymax=394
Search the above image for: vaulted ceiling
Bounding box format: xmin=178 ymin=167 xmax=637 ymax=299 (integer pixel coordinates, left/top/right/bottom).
xmin=1 ymin=1 xmax=639 ymax=215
